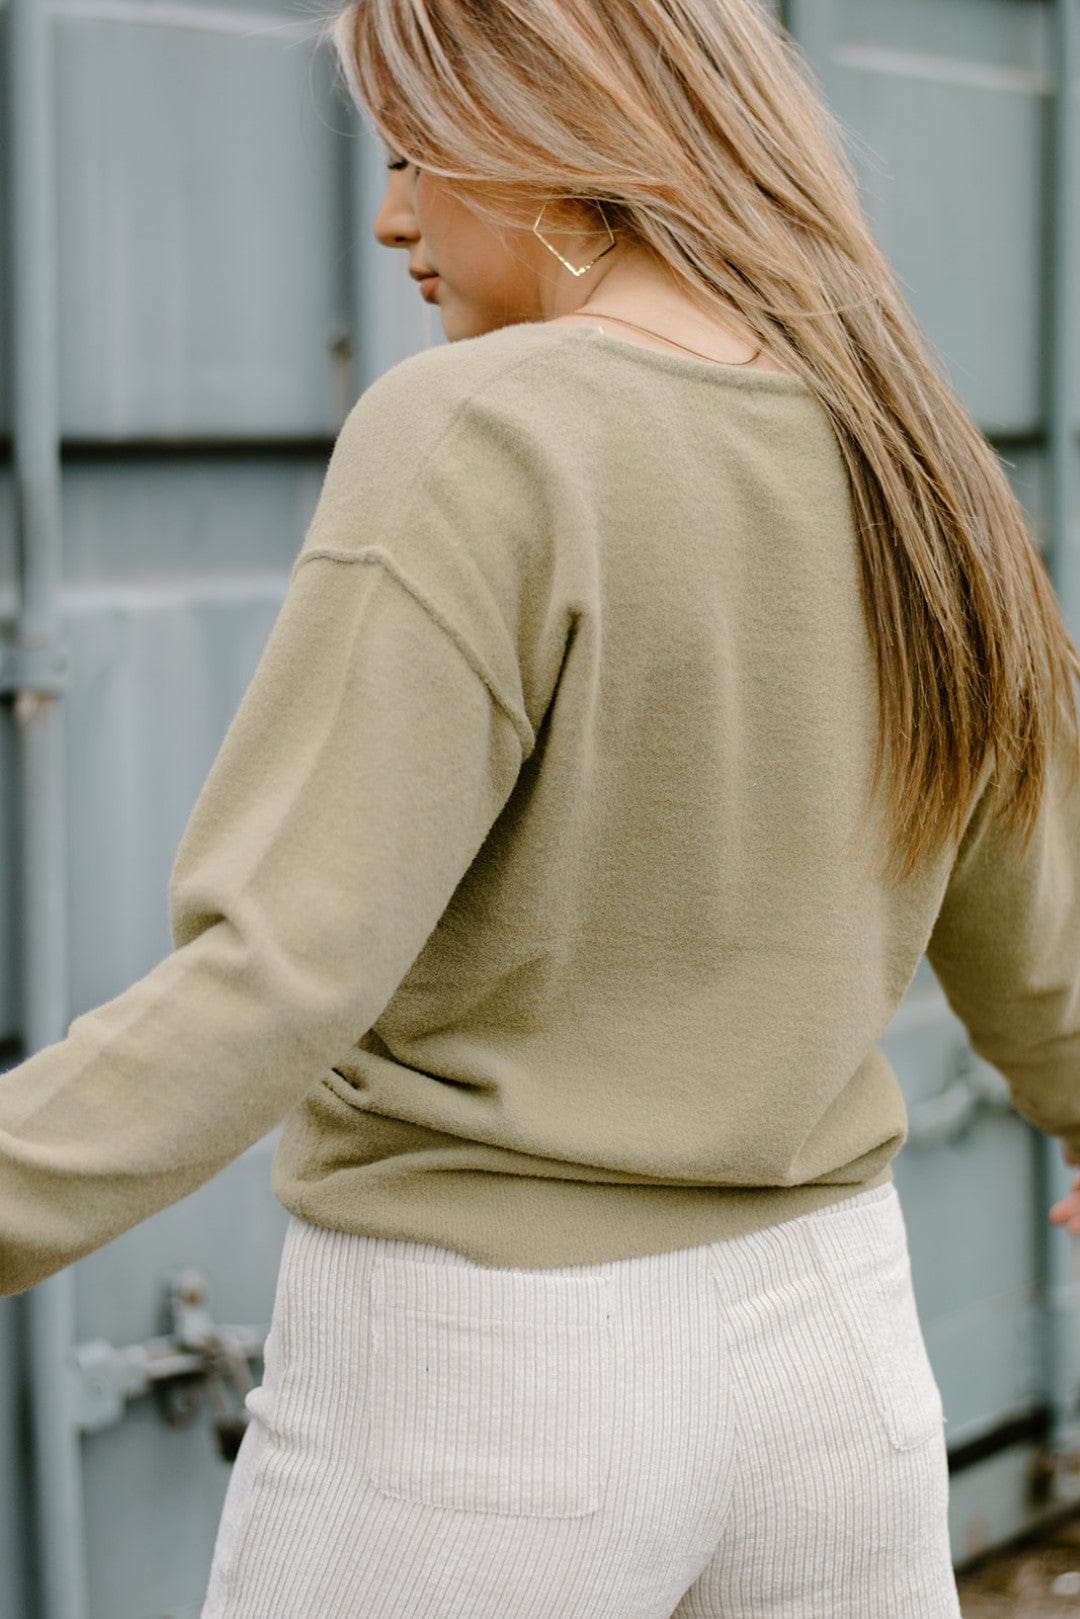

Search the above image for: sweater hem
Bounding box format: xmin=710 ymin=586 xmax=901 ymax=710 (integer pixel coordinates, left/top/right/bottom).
xmin=271 ymin=1162 xmax=897 ymax=1271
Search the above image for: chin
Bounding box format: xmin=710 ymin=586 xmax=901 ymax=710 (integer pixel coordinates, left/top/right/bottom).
xmin=439 ymin=302 xmax=535 ymax=344
xmin=445 ymin=310 xmax=510 ymax=343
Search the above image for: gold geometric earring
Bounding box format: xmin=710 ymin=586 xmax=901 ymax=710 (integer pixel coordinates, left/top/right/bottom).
xmin=532 ymin=198 xmax=617 ymax=276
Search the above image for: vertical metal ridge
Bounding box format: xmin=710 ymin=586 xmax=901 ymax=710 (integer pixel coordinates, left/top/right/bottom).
xmin=7 ymin=0 xmax=88 ymax=1614
xmin=1038 ymin=0 xmax=1080 ymax=1487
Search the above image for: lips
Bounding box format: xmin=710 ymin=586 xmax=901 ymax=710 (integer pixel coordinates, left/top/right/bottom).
xmin=418 ymin=274 xmax=440 ymax=302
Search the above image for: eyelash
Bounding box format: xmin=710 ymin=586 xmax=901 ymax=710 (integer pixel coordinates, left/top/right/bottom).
xmin=386 ymin=158 xmax=410 ymax=171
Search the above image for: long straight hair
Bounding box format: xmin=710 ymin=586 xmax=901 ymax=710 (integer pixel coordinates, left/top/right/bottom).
xmin=321 ymin=0 xmax=1080 ymax=888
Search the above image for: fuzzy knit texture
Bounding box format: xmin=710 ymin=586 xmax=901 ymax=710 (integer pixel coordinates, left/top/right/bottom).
xmin=2 ymin=318 xmax=1080 ymax=1292
xmin=198 ymin=1183 xmax=961 ymax=1617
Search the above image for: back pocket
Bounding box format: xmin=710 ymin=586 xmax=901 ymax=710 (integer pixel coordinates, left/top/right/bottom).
xmin=803 ymin=1195 xmax=945 ymax=1452
xmin=365 ymin=1258 xmax=615 ymax=1518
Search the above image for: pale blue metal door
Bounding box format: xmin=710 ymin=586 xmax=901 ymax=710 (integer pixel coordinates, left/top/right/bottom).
xmin=1 ymin=1 xmax=1078 ymax=1614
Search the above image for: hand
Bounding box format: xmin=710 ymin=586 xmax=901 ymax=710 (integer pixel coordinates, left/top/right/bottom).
xmin=1048 ymin=1141 xmax=1080 ymax=1232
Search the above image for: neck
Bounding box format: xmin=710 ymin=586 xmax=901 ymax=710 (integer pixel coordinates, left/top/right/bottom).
xmin=546 ymin=252 xmax=760 ymax=356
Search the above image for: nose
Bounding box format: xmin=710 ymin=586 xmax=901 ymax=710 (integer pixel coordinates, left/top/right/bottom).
xmin=372 ymin=176 xmax=418 ymax=252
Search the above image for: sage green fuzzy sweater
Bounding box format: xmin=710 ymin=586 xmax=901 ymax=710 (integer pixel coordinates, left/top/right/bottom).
xmin=2 ymin=320 xmax=1079 ymax=1291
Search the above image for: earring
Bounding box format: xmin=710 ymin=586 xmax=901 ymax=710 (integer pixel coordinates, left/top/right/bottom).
xmin=533 ymin=198 xmax=617 ymax=276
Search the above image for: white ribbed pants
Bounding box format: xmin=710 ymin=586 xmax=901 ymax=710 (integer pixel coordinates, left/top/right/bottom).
xmin=200 ymin=1181 xmax=962 ymax=1618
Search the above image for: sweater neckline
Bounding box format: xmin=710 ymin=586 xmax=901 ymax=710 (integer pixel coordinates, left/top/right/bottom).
xmin=532 ymin=320 xmax=815 ymax=395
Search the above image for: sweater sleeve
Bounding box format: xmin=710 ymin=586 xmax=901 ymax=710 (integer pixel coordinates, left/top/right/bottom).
xmin=925 ymin=712 xmax=1080 ymax=1158
xmin=0 ymin=400 xmax=534 ymax=1296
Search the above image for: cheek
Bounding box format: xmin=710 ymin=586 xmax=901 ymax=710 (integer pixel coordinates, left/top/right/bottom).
xmin=414 ymin=172 xmax=444 ymax=235
xmin=415 ymin=175 xmax=484 ymax=252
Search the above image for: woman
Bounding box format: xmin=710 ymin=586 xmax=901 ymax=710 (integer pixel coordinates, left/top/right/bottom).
xmin=3 ymin=0 xmax=1080 ymax=1613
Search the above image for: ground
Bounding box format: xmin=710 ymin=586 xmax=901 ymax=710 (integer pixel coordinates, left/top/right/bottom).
xmin=958 ymin=1508 xmax=1080 ymax=1615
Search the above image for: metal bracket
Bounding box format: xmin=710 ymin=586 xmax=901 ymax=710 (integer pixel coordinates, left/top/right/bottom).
xmin=1028 ymin=1436 xmax=1080 ymax=1509
xmin=0 ymin=641 xmax=69 ymax=697
xmin=70 ymin=1269 xmax=267 ymax=1461
xmin=906 ymin=1039 xmax=1013 ymax=1148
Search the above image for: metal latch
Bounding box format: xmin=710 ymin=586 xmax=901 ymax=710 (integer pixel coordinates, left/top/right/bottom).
xmin=71 ymin=1269 xmax=267 ymax=1461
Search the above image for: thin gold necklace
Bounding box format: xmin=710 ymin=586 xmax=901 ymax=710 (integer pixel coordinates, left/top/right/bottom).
xmin=566 ymin=308 xmax=764 ymax=368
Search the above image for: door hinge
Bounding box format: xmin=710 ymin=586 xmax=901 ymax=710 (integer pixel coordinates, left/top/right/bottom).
xmin=0 ymin=642 xmax=69 ymax=698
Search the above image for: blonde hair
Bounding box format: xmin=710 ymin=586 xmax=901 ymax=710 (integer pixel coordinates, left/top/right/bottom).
xmin=320 ymin=0 xmax=1080 ymax=887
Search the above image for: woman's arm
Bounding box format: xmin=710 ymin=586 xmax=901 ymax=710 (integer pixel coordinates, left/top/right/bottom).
xmin=0 ymin=552 xmax=526 ymax=1295
xmin=926 ymin=716 xmax=1080 ymax=1166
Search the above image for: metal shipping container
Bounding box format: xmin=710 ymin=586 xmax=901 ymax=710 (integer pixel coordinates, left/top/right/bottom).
xmin=0 ymin=0 xmax=1078 ymax=1614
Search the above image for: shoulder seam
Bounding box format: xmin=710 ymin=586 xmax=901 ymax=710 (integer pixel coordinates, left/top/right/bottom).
xmin=292 ymin=547 xmax=535 ymax=759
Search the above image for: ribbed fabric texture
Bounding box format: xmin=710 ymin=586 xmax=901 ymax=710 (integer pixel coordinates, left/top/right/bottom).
xmin=201 ymin=1181 xmax=961 ymax=1618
